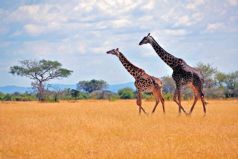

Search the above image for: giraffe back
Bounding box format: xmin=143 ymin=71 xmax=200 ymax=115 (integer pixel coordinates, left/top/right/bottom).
xmin=135 ymin=73 xmax=162 ymax=93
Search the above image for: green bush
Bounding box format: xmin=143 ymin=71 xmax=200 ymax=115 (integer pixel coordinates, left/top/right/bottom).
xmin=182 ymin=88 xmax=193 ymax=100
xmin=78 ymin=92 xmax=89 ymax=99
xmin=0 ymin=92 xmax=36 ymax=101
xmin=108 ymin=94 xmax=120 ymax=101
xmin=118 ymin=88 xmax=135 ymax=99
xmin=2 ymin=94 xmax=12 ymax=101
xmin=142 ymin=93 xmax=155 ymax=101
xmin=0 ymin=92 xmax=5 ymax=100
xmin=205 ymin=87 xmax=226 ymax=99
xmin=163 ymin=93 xmax=173 ymax=101
xmin=89 ymin=90 xmax=116 ymax=100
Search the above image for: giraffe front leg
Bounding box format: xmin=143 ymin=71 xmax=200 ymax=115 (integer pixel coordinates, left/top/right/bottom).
xmin=173 ymin=87 xmax=187 ymax=114
xmin=188 ymin=95 xmax=198 ymax=115
xmin=136 ymin=91 xmax=142 ymax=114
xmin=151 ymin=101 xmax=159 ymax=114
xmin=136 ymin=91 xmax=147 ymax=115
xmin=158 ymin=89 xmax=165 ymax=114
xmin=151 ymin=88 xmax=159 ymax=114
xmin=173 ymin=89 xmax=180 ymax=113
xmin=177 ymin=89 xmax=187 ymax=114
xmin=177 ymin=89 xmax=182 ymax=114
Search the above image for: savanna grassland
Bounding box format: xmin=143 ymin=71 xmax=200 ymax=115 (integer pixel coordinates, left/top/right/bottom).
xmin=0 ymin=100 xmax=238 ymax=159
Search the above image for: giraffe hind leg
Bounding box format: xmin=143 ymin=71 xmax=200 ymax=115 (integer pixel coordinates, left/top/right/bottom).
xmin=194 ymin=82 xmax=207 ymax=114
xmin=151 ymin=85 xmax=165 ymax=114
xmin=197 ymin=83 xmax=207 ymax=114
xmin=161 ymin=97 xmax=165 ymax=113
xmin=200 ymin=91 xmax=207 ymax=114
xmin=173 ymin=88 xmax=187 ymax=114
xmin=177 ymin=89 xmax=187 ymax=114
xmin=188 ymin=85 xmax=199 ymax=115
xmin=158 ymin=88 xmax=165 ymax=113
xmin=151 ymin=88 xmax=160 ymax=114
xmin=151 ymin=100 xmax=159 ymax=114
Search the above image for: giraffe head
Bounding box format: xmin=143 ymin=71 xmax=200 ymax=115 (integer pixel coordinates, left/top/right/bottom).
xmin=139 ymin=33 xmax=153 ymax=45
xmin=106 ymin=48 xmax=120 ymax=57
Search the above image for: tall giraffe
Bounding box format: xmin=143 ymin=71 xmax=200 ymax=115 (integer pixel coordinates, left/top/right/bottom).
xmin=139 ymin=33 xmax=207 ymax=115
xmin=107 ymin=48 xmax=165 ymax=115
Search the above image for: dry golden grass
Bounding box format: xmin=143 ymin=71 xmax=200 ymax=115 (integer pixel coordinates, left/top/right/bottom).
xmin=0 ymin=99 xmax=238 ymax=159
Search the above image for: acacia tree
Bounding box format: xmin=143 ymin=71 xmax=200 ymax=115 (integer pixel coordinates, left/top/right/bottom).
xmin=10 ymin=59 xmax=73 ymax=101
xmin=70 ymin=89 xmax=79 ymax=99
xmin=161 ymin=76 xmax=176 ymax=93
xmin=196 ymin=63 xmax=217 ymax=88
xmin=223 ymin=71 xmax=238 ymax=97
xmin=215 ymin=72 xmax=227 ymax=87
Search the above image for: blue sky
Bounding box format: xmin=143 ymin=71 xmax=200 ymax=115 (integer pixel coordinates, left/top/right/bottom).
xmin=0 ymin=0 xmax=238 ymax=86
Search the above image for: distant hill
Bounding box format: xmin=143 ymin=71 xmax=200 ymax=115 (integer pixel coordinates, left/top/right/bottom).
xmin=46 ymin=84 xmax=76 ymax=90
xmin=0 ymin=85 xmax=33 ymax=94
xmin=107 ymin=82 xmax=135 ymax=92
xmin=0 ymin=82 xmax=135 ymax=94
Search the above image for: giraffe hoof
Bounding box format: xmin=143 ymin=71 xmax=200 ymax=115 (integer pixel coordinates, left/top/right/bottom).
xmin=186 ymin=113 xmax=192 ymax=116
xmin=143 ymin=111 xmax=149 ymax=116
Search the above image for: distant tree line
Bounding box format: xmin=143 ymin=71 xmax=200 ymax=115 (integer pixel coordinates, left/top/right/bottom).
xmin=1 ymin=60 xmax=237 ymax=102
xmin=161 ymin=63 xmax=238 ymax=100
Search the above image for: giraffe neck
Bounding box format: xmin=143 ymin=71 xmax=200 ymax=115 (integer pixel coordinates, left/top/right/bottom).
xmin=118 ymin=52 xmax=144 ymax=78
xmin=150 ymin=37 xmax=180 ymax=69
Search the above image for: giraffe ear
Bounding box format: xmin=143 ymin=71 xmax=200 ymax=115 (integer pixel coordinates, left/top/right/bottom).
xmin=147 ymin=33 xmax=150 ymax=36
xmin=116 ymin=48 xmax=119 ymax=51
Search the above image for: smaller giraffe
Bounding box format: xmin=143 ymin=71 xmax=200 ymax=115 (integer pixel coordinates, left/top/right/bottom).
xmin=106 ymin=48 xmax=165 ymax=115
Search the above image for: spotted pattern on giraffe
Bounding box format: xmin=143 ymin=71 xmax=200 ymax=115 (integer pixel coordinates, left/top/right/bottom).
xmin=106 ymin=48 xmax=165 ymax=115
xmin=139 ymin=33 xmax=207 ymax=115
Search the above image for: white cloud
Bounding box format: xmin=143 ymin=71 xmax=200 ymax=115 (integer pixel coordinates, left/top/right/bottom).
xmin=16 ymin=37 xmax=87 ymax=59
xmin=141 ymin=0 xmax=156 ymax=10
xmin=73 ymin=0 xmax=96 ymax=12
xmin=161 ymin=4 xmax=204 ymax=27
xmin=227 ymin=0 xmax=238 ymax=6
xmin=23 ymin=22 xmax=62 ymax=35
xmin=177 ymin=15 xmax=191 ymax=26
xmin=111 ymin=18 xmax=132 ymax=28
xmin=24 ymin=24 xmax=44 ymax=35
xmin=206 ymin=23 xmax=224 ymax=32
xmin=9 ymin=4 xmax=66 ymax=23
xmin=186 ymin=0 xmax=205 ymax=10
xmin=97 ymin=0 xmax=141 ymax=16
xmin=163 ymin=29 xmax=188 ymax=36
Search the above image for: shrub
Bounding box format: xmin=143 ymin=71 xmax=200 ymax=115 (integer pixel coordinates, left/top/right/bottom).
xmin=118 ymin=88 xmax=135 ymax=99
xmin=205 ymin=88 xmax=226 ymax=99
xmin=90 ymin=90 xmax=117 ymax=99
xmin=163 ymin=93 xmax=173 ymax=101
xmin=142 ymin=93 xmax=155 ymax=101
xmin=2 ymin=94 xmax=12 ymax=101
